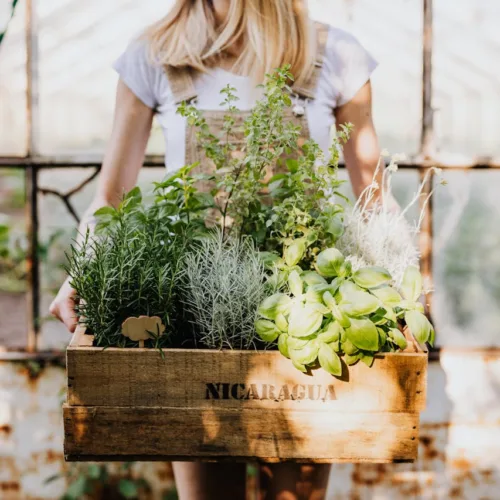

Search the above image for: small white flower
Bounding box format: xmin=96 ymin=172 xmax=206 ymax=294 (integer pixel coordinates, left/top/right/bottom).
xmin=434 ymin=167 xmax=443 ymax=176
xmin=387 ymin=162 xmax=398 ymax=172
xmin=392 ymin=153 xmax=407 ymax=162
xmin=381 ymin=149 xmax=390 ymax=157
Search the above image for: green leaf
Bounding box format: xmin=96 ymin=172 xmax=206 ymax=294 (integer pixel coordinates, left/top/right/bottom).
xmin=288 ymin=303 xmax=323 ymax=338
xmin=377 ymin=327 xmax=387 ymax=347
xmin=65 ymin=476 xmax=88 ymax=500
xmin=258 ymin=294 xmax=292 ymax=320
xmin=428 ymin=325 xmax=435 ymax=347
xmin=352 ymin=267 xmax=392 ymax=289
xmin=405 ymin=310 xmax=432 ymax=344
xmin=340 ymin=291 xmax=380 ymax=317
xmin=118 ymin=479 xmax=139 ymax=499
xmin=93 ymin=206 xmax=116 ymax=217
xmin=278 ymin=334 xmax=290 ymax=358
xmin=289 ymin=339 xmax=319 ymax=365
xmin=255 ymin=319 xmax=280 ymax=342
xmin=292 ymin=359 xmax=307 ymax=373
xmin=318 ymin=343 xmax=342 ymax=376
xmin=401 ymin=265 xmax=423 ymax=302
xmin=284 ymin=239 xmax=306 ymax=267
xmin=344 ymin=353 xmax=361 ymax=366
xmin=388 ymin=328 xmax=408 ymax=350
xmin=87 ymin=464 xmax=101 ymax=479
xmin=324 ymin=215 xmax=344 ymax=240
xmin=287 ymin=336 xmax=310 ymax=350
xmin=317 ymin=322 xmax=341 ymax=343
xmin=315 ymin=248 xmax=345 ymax=277
xmin=258 ymin=251 xmax=282 ymax=269
xmin=341 ymin=339 xmax=359 ymax=355
xmin=345 ymin=318 xmax=379 ymax=351
xmin=371 ymin=286 xmax=402 ymax=307
xmin=286 ymin=158 xmax=299 ymax=173
xmin=288 ymin=270 xmax=303 ymax=297
xmin=301 ymin=271 xmax=327 ymax=286
xmin=360 ymin=353 xmax=374 ymax=367
xmin=275 ymin=313 xmax=288 ymax=332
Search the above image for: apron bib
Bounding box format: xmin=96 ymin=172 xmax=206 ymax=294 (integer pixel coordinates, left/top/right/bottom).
xmin=164 ymin=22 xmax=329 ymax=222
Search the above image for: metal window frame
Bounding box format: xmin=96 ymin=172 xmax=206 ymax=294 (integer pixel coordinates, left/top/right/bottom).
xmin=1 ymin=0 xmax=499 ymax=357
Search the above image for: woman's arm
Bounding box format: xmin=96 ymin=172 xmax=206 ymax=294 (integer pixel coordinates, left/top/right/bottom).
xmin=49 ymin=80 xmax=154 ymax=331
xmin=335 ymin=81 xmax=381 ymax=199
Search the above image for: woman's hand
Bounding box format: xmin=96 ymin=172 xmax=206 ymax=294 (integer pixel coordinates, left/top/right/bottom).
xmin=49 ymin=80 xmax=154 ymax=333
xmin=49 ymin=277 xmax=78 ymax=332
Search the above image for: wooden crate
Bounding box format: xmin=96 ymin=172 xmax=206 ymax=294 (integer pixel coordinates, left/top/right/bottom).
xmin=64 ymin=326 xmax=427 ymax=463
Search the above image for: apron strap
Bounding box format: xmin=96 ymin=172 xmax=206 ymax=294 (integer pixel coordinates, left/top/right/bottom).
xmin=164 ymin=21 xmax=330 ymax=104
xmin=164 ymin=65 xmax=198 ymax=104
xmin=291 ymin=21 xmax=330 ymax=100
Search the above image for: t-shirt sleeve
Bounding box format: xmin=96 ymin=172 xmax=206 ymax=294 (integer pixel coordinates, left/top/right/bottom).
xmin=326 ymin=28 xmax=378 ymax=107
xmin=113 ymin=39 xmax=159 ymax=109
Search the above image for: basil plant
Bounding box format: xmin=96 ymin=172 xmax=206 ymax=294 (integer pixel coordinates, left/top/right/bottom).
xmin=255 ymin=246 xmax=434 ymax=376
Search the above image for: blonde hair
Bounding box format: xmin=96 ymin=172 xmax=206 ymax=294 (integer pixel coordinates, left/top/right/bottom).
xmin=144 ymin=0 xmax=315 ymax=85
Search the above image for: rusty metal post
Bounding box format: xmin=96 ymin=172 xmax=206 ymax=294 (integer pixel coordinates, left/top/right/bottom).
xmin=25 ymin=0 xmax=40 ymax=351
xmin=419 ymin=0 xmax=434 ymax=320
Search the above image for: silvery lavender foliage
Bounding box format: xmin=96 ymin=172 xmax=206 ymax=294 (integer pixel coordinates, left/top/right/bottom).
xmin=181 ymin=230 xmax=274 ymax=350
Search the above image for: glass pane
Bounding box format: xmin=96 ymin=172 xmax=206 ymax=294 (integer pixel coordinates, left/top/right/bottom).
xmin=0 ymin=0 xmax=28 ymax=156
xmin=309 ymin=0 xmax=423 ymax=155
xmin=38 ymin=166 xmax=166 ymax=349
xmin=434 ymin=0 xmax=500 ymax=161
xmin=0 ymin=169 xmax=28 ymax=348
xmin=37 ymin=0 xmax=173 ymax=156
xmin=433 ymin=171 xmax=500 ymax=346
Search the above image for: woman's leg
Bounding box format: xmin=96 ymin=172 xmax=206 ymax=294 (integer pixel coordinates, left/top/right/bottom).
xmin=259 ymin=464 xmax=331 ymax=500
xmin=173 ymin=461 xmax=247 ymax=500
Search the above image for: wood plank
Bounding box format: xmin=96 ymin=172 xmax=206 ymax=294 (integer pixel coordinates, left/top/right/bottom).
xmin=67 ymin=347 xmax=427 ymax=412
xmin=63 ymin=405 xmax=419 ymax=463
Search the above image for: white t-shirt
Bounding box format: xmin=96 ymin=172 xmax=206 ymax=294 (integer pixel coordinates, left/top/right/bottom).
xmin=113 ymin=25 xmax=377 ymax=172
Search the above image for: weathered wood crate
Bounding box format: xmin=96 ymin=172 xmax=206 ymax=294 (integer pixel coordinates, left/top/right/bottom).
xmin=64 ymin=326 xmax=427 ymax=463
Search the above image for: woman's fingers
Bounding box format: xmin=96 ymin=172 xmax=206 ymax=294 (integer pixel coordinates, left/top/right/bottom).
xmin=49 ymin=279 xmax=78 ymax=332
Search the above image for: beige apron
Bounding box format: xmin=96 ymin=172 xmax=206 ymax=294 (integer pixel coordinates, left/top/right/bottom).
xmin=164 ymin=22 xmax=329 ymax=222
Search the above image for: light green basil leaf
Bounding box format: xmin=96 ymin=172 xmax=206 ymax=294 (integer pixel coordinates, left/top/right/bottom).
xmin=416 ymin=302 xmax=425 ymax=313
xmin=341 ymin=339 xmax=359 ymax=355
xmin=288 ymin=270 xmax=303 ymax=297
xmin=287 ymin=336 xmax=310 ymax=350
xmin=399 ymin=299 xmax=417 ymax=311
xmin=339 ymin=280 xmax=362 ymax=298
xmin=405 ymin=310 xmax=432 ymax=344
xmin=275 ymin=313 xmax=288 ymax=332
xmin=278 ymin=334 xmax=290 ymax=358
xmin=340 ymin=291 xmax=380 ymax=317
xmin=388 ymin=328 xmax=408 ymax=350
xmin=360 ymin=353 xmax=374 ymax=367
xmin=255 ymin=319 xmax=280 ymax=342
xmin=309 ymin=302 xmax=330 ymax=315
xmin=401 ymin=265 xmax=423 ymax=302
xmin=318 ymin=343 xmax=342 ymax=376
xmin=377 ymin=327 xmax=387 ymax=346
xmin=345 ymin=318 xmax=379 ymax=351
xmin=258 ymin=293 xmax=292 ymax=320
xmin=337 ymin=260 xmax=352 ymax=279
xmin=290 ymin=340 xmax=319 ymax=365
xmin=352 ymin=267 xmax=392 ymax=289
xmin=428 ymin=325 xmax=435 ymax=347
xmin=302 ymin=271 xmax=327 ymax=286
xmin=344 ymin=353 xmax=361 ymax=366
xmin=371 ymin=286 xmax=402 ymax=307
xmin=284 ymin=239 xmax=306 ymax=267
xmin=331 ymin=303 xmax=351 ymax=328
xmin=317 ymin=322 xmax=342 ymax=343
xmin=288 ymin=303 xmax=323 ymax=338
xmin=315 ymin=248 xmax=345 ymax=277
xmin=292 ymin=359 xmax=307 ymax=373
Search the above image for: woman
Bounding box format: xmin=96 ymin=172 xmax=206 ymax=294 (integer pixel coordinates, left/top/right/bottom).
xmin=50 ymin=0 xmax=381 ymax=498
